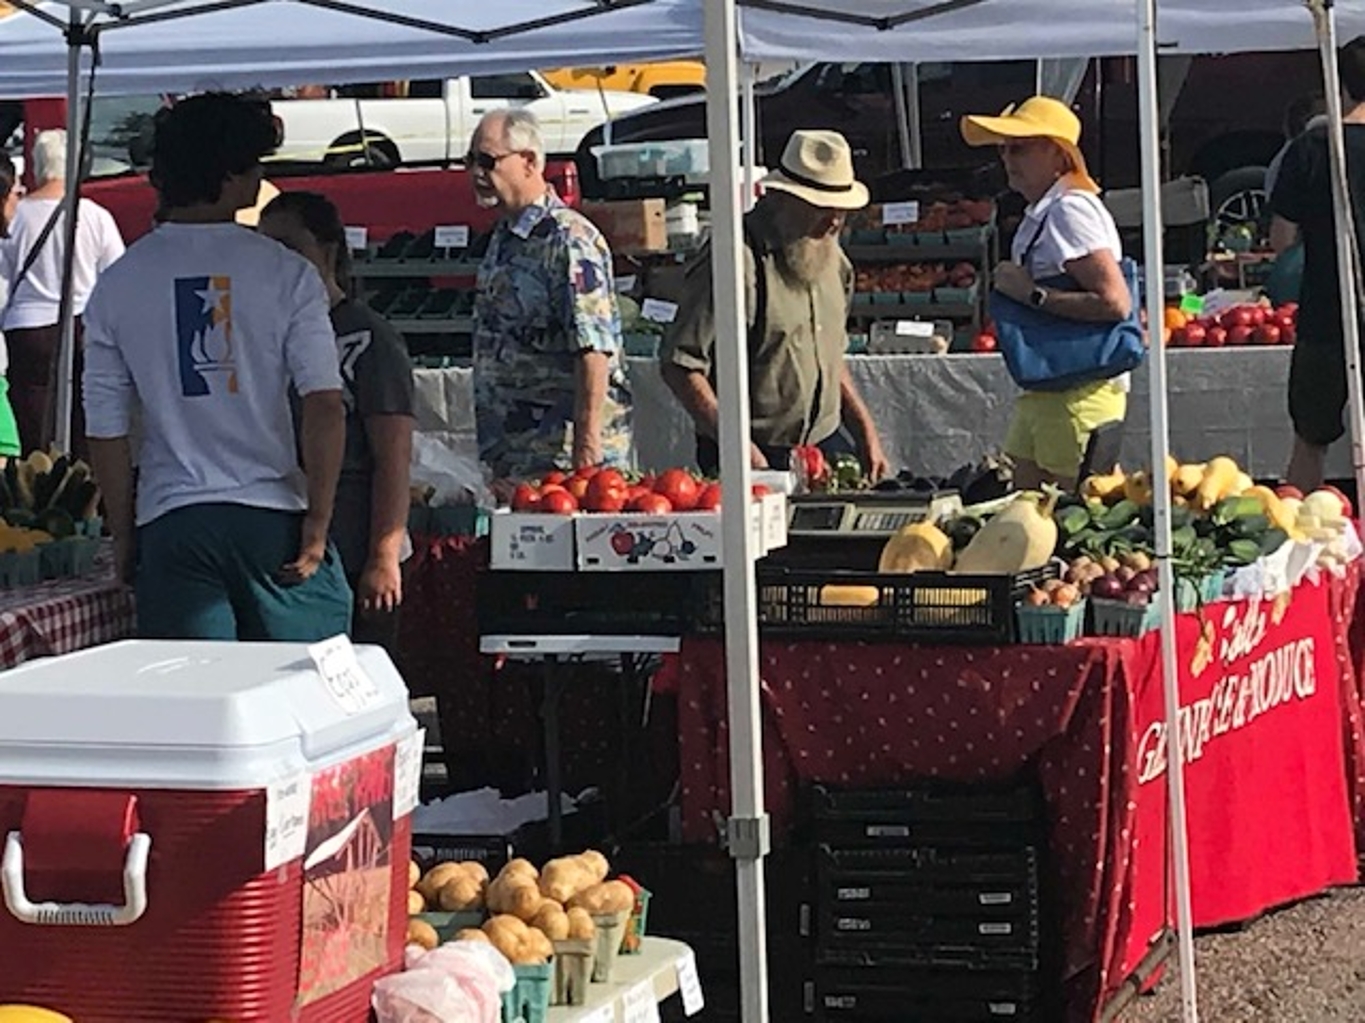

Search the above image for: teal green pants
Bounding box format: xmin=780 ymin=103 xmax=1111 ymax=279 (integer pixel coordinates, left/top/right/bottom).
xmin=136 ymin=503 xmax=353 ymax=642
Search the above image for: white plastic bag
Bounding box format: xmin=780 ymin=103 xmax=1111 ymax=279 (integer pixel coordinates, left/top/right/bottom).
xmin=372 ymin=969 xmax=472 ymax=1023
xmin=411 ymin=432 xmax=492 ymax=508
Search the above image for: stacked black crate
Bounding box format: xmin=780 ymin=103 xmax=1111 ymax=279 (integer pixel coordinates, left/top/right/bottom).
xmin=800 ymin=781 xmax=1056 ymax=1022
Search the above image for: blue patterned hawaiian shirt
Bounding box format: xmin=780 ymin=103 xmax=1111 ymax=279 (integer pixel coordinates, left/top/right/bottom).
xmin=472 ymin=192 xmax=633 ymax=479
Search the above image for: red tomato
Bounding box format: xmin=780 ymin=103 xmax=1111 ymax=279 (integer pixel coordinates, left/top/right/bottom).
xmin=751 ymin=483 xmax=771 ymax=498
xmin=565 ymin=476 xmax=592 ymax=501
xmin=541 ymin=470 xmax=567 ymax=487
xmin=511 ymin=483 xmax=540 ymax=511
xmin=1281 ymin=321 xmax=1297 ymax=345
xmin=624 ymin=484 xmax=652 ymax=505
xmin=630 ymin=492 xmax=673 ymax=515
xmin=539 ymin=483 xmax=568 ymax=496
xmin=585 ymin=469 xmax=629 ymax=513
xmin=636 ymin=474 xmax=657 ymax=491
xmin=539 ymin=489 xmax=578 ymax=514
xmin=1247 ymin=305 xmax=1267 ymax=327
xmin=1281 ymin=301 xmax=1299 ymax=316
xmin=1276 ymin=485 xmax=1305 ymax=501
xmin=654 ymin=468 xmax=700 ymax=511
xmin=1224 ymin=324 xmax=1253 ymax=346
xmin=971 ymin=332 xmax=998 ymax=353
xmin=572 ymin=465 xmax=601 ymax=480
xmin=1254 ymin=323 xmax=1281 ymax=345
xmin=1183 ymin=322 xmax=1207 ymax=347
xmin=1222 ymin=307 xmax=1254 ymax=329
xmin=1203 ymin=325 xmax=1227 ymax=348
xmin=695 ymin=482 xmax=723 ymax=511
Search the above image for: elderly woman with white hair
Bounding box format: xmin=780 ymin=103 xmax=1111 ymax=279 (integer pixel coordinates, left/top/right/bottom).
xmin=0 ymin=128 xmax=125 ymax=455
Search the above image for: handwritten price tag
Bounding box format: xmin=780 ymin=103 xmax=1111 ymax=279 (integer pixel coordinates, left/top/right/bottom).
xmin=344 ymin=226 xmax=368 ymax=251
xmin=264 ymin=772 xmax=310 ymax=871
xmin=640 ymin=298 xmax=678 ymax=324
xmin=623 ymin=980 xmax=661 ymax=1023
xmin=434 ymin=225 xmax=470 ymax=249
xmin=392 ymin=728 xmax=425 ymax=820
xmin=882 ymin=200 xmax=920 ymax=226
xmin=677 ymin=951 xmax=705 ymax=1015
xmin=309 ymin=635 xmax=382 ymax=715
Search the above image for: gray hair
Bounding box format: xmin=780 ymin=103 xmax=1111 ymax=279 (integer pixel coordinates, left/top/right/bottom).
xmin=499 ymin=108 xmax=545 ymax=167
xmin=32 ymin=128 xmax=67 ymax=185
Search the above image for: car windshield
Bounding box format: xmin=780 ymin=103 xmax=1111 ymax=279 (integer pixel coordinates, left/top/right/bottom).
xmin=85 ymin=94 xmax=165 ymax=176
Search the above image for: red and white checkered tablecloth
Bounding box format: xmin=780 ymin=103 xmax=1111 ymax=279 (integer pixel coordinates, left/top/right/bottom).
xmin=0 ymin=546 xmax=135 ymax=670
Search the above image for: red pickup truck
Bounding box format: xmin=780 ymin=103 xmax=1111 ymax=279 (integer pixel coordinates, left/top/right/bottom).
xmin=16 ymin=97 xmax=582 ymax=244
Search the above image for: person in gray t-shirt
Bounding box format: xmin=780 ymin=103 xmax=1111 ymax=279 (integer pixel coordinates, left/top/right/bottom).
xmin=260 ymin=191 xmax=414 ymax=651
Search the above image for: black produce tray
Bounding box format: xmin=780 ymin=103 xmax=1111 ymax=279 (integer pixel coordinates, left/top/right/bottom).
xmin=809 ymin=782 xmax=1045 ymax=828
xmin=818 ymin=845 xmax=1040 ymax=889
xmin=804 ymin=967 xmax=1042 ymax=1021
xmin=411 ymin=795 xmax=608 ymax=871
xmin=815 ymin=899 xmax=1038 ymax=959
xmin=700 ymin=564 xmax=1056 ymax=644
xmin=478 ymin=569 xmax=717 ymax=636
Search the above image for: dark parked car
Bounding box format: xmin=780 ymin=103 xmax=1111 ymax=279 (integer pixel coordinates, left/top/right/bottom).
xmin=579 ymin=53 xmax=1323 ymax=236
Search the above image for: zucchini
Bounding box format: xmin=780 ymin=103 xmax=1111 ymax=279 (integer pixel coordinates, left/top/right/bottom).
xmin=1258 ymin=528 xmax=1290 ymax=556
xmin=1225 ymin=538 xmax=1263 ymax=567
xmin=1098 ymin=499 xmax=1141 ymax=531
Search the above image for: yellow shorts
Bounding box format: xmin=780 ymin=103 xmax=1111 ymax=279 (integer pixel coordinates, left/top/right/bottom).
xmin=1004 ymin=380 xmax=1127 ymax=478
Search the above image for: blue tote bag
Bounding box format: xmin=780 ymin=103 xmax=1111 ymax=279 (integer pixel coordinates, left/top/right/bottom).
xmin=989 ymin=256 xmax=1147 ymax=392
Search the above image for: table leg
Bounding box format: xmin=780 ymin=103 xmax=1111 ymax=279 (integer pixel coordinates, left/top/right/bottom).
xmin=542 ymin=655 xmax=565 ymax=850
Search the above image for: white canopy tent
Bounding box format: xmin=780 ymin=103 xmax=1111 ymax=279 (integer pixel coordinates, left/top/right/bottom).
xmin=3 ymin=4 xmax=1364 ymax=1023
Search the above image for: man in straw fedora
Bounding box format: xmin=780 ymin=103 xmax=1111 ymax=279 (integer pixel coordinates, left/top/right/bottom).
xmin=661 ymin=129 xmax=888 ymax=479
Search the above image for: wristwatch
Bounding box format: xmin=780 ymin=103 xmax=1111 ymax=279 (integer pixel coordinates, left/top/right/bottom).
xmin=1029 ymin=285 xmax=1049 ymax=308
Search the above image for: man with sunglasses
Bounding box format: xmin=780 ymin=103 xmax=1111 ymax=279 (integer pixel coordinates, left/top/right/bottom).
xmin=468 ymin=108 xmax=632 ymax=488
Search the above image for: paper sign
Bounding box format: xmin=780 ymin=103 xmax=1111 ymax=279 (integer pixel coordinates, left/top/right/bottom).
xmin=392 ymin=728 xmax=425 ymax=820
xmin=344 ymin=226 xmax=368 ymax=251
xmin=623 ymin=980 xmax=661 ymax=1023
xmin=616 ymin=274 xmax=638 ymax=294
xmin=434 ymin=225 xmax=470 ymax=249
xmin=640 ymin=298 xmax=679 ymax=324
xmin=677 ymin=951 xmax=705 ymax=1015
xmin=882 ymin=200 xmax=920 ymax=225
xmin=309 ymin=635 xmax=382 ymax=716
xmin=264 ymin=772 xmax=310 ymax=871
xmin=1179 ymin=293 xmax=1205 ymax=316
xmin=894 ymin=319 xmax=934 ymax=338
xmin=579 ymin=1007 xmax=614 ymax=1023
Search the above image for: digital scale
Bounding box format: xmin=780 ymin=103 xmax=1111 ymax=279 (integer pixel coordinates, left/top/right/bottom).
xmin=786 ymin=490 xmax=963 ymax=537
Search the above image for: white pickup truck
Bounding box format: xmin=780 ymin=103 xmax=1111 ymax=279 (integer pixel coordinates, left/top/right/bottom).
xmin=270 ymin=71 xmax=657 ymax=167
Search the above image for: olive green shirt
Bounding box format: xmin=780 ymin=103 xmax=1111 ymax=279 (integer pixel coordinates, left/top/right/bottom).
xmin=659 ymin=207 xmax=853 ymax=447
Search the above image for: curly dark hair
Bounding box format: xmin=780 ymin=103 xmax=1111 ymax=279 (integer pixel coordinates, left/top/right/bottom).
xmin=260 ymin=190 xmax=352 ymax=291
xmin=150 ymin=92 xmax=279 ymax=209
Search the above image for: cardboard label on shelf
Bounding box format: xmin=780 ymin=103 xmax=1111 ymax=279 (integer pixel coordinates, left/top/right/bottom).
xmin=309 ymin=635 xmax=382 ymax=715
xmin=616 ymin=274 xmax=638 ymax=294
xmin=434 ymin=225 xmax=470 ymax=249
xmin=882 ymin=201 xmax=920 ymax=225
xmin=894 ymin=319 xmax=934 ymax=338
xmin=344 ymin=226 xmax=368 ymax=251
xmin=264 ymin=772 xmax=310 ymax=871
xmin=677 ymin=951 xmax=705 ymax=1015
xmin=640 ymin=298 xmax=678 ymax=324
xmin=623 ymin=980 xmax=661 ymax=1023
xmin=392 ymin=728 xmax=425 ymax=820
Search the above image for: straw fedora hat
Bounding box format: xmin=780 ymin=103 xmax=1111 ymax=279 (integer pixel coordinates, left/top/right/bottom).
xmin=960 ymin=96 xmax=1101 ymax=194
xmin=761 ymin=130 xmax=869 ymax=211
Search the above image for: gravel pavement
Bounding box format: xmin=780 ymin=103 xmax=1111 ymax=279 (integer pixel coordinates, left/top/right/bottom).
xmin=1118 ymin=886 xmax=1365 ymax=1022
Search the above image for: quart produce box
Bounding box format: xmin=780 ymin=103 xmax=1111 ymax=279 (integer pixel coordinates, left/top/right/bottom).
xmin=0 ymin=638 xmax=420 ymax=1022
xmin=490 ymin=509 xmax=577 ymax=571
xmin=576 ymin=504 xmax=765 ymax=571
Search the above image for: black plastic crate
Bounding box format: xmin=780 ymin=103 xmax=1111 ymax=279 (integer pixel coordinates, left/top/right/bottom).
xmin=804 ymin=967 xmax=1042 ymax=1021
xmin=722 ymin=564 xmax=1057 ymax=644
xmin=807 ymin=782 xmax=1046 ymax=848
xmin=478 ymin=569 xmax=716 ymax=635
xmin=815 ymin=899 xmax=1038 ymax=958
xmin=818 ymin=845 xmax=1040 ymax=890
xmin=411 ymin=794 xmax=609 ymax=871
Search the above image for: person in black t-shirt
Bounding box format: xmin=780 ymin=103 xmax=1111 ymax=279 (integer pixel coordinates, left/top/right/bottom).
xmin=1270 ymin=36 xmax=1365 ymax=492
xmin=259 ymin=191 xmax=415 ymax=651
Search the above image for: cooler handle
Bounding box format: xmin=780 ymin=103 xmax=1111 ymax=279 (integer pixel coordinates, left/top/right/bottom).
xmin=1 ymin=830 xmax=151 ymax=926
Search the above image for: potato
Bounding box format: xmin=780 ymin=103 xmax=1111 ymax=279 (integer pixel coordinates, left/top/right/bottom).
xmin=531 ymin=901 xmax=570 ymax=941
xmin=483 ymin=913 xmax=530 ymax=962
xmin=568 ymin=880 xmax=635 ymax=915
xmin=437 ymin=875 xmax=485 ymax=912
xmin=455 ymin=927 xmax=490 ymax=944
xmin=566 ymin=906 xmax=596 ymax=941
xmin=507 ymin=883 xmax=545 ymax=922
xmin=539 ymin=856 xmax=594 ymax=903
xmin=579 ymin=850 xmax=610 ymax=883
xmin=406 ymin=918 xmax=439 ymax=951
xmin=407 ymin=889 xmax=426 ymax=915
xmin=461 ymin=861 xmax=490 ymax=885
xmin=519 ymin=927 xmax=554 ymax=963
xmin=408 ymin=860 xmax=422 ymax=889
xmin=487 ymin=875 xmax=536 ymax=915
xmin=498 ymin=858 xmax=539 ymax=884
xmin=418 ymin=862 xmax=468 ymax=900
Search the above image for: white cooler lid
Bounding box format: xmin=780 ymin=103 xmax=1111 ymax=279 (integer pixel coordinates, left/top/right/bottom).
xmin=0 ymin=640 xmax=417 ymax=789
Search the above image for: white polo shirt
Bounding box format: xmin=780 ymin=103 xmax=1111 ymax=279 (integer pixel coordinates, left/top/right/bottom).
xmin=1011 ymin=177 xmax=1128 ymax=390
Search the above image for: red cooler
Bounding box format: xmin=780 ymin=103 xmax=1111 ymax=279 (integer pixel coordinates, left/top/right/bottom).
xmin=0 ymin=639 xmax=421 ymax=1022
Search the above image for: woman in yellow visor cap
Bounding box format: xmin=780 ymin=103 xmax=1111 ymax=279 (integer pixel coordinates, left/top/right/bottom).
xmin=961 ymin=96 xmax=1131 ymax=489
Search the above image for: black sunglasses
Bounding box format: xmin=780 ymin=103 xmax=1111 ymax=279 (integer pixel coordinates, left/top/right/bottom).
xmin=467 ymin=150 xmax=518 ymax=172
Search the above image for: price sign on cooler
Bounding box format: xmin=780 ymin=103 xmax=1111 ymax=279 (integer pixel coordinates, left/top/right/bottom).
xmin=882 ymin=201 xmax=920 ymax=226
xmin=309 ymin=635 xmax=382 ymax=715
xmin=676 ymin=951 xmax=705 ymax=1015
xmin=640 ymin=298 xmax=679 ymax=324
xmin=264 ymin=772 xmax=310 ymax=871
xmin=623 ymin=980 xmax=661 ymax=1023
xmin=344 ymin=226 xmax=368 ymax=252
xmin=392 ymin=728 xmax=425 ymax=820
xmin=434 ymin=225 xmax=470 ymax=249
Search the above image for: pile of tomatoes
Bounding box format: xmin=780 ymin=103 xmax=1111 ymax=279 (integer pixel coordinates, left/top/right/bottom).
xmin=1167 ymin=302 xmax=1297 ymax=347
xmin=509 ymin=467 xmax=731 ymax=515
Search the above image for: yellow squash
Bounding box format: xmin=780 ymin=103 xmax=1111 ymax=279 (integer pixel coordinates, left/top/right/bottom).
xmin=951 ymin=490 xmax=1059 ymax=575
xmin=878 ymin=521 xmax=953 ymax=574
